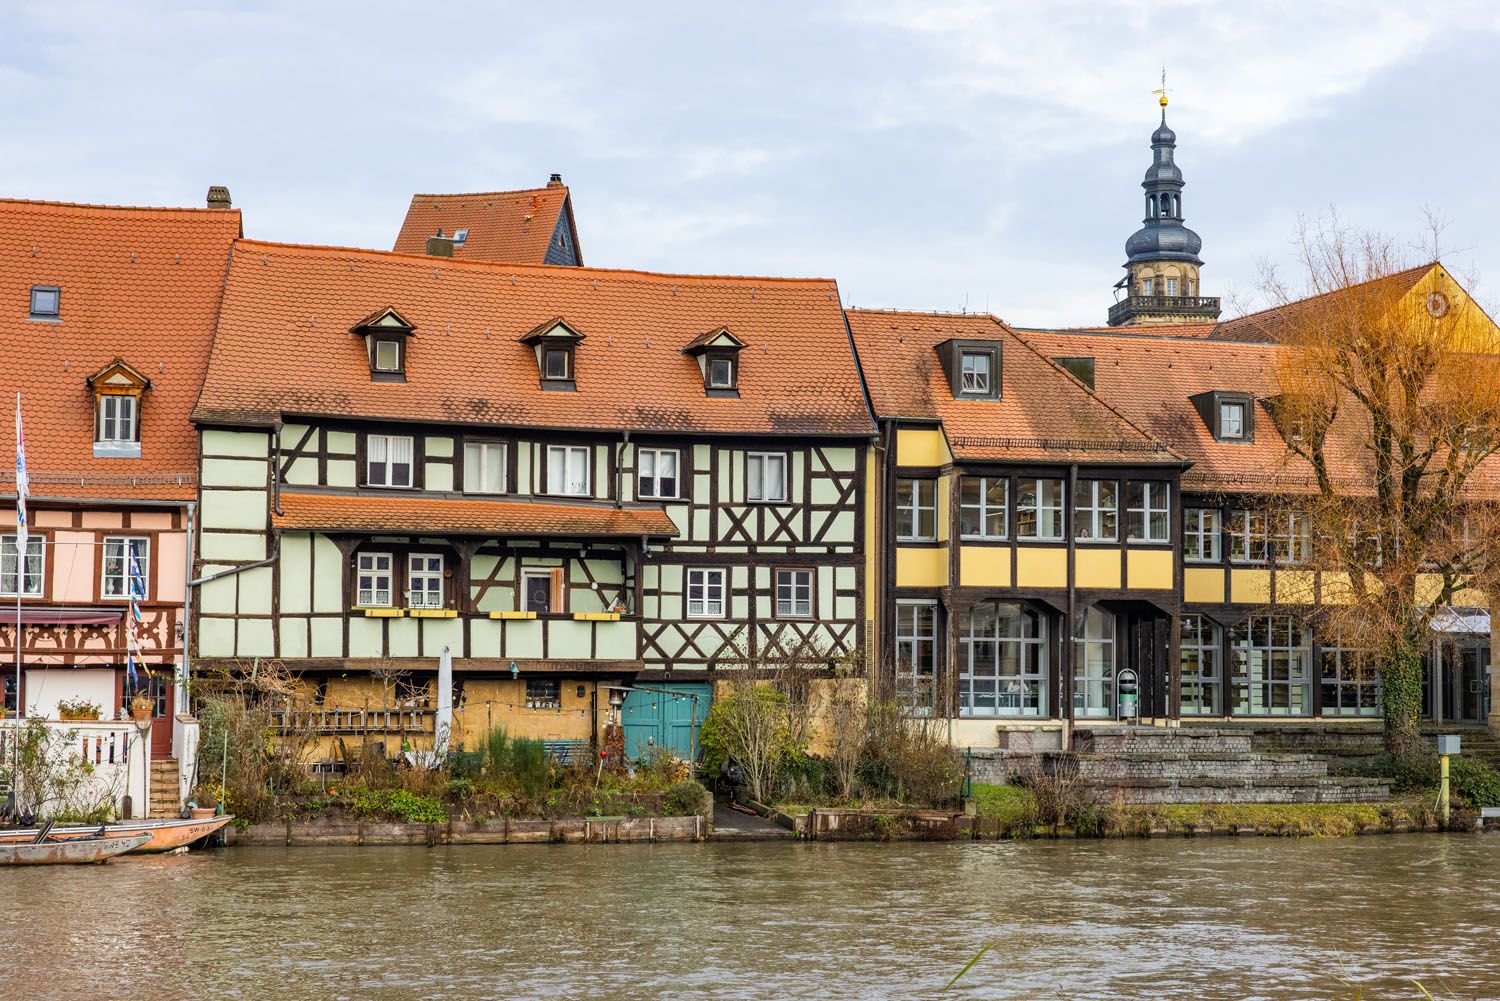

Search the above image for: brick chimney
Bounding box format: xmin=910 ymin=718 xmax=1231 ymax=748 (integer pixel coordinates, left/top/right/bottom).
xmin=206 ymin=185 xmax=232 ymax=210
xmin=546 ymin=173 xmax=564 ymax=188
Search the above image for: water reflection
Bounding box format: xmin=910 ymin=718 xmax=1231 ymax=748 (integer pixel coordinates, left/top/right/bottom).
xmin=3 ymin=836 xmax=1497 ymax=1000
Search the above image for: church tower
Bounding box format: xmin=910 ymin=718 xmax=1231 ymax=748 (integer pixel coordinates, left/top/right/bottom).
xmin=1107 ymin=91 xmax=1220 ymax=327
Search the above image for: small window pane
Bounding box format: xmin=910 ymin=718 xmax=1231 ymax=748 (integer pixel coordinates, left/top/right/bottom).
xmin=709 ymin=358 xmax=734 ymax=387
xmin=373 ymin=339 xmax=401 ymax=372
xmin=29 ymin=286 xmax=59 ymax=316
xmin=544 ymin=349 xmax=570 ymax=380
xmin=1220 ymin=402 xmax=1245 ymax=439
xmin=960 ymin=351 xmax=991 ymax=394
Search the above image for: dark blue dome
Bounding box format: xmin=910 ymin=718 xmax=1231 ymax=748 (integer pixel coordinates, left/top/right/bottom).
xmin=1126 ymin=220 xmax=1203 ymax=264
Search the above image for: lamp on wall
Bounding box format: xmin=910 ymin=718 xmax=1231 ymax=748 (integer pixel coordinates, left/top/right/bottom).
xmin=509 ymin=660 xmax=519 ymax=679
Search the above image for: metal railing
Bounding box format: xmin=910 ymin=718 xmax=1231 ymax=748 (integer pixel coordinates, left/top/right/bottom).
xmin=1108 ymin=294 xmax=1222 ymax=326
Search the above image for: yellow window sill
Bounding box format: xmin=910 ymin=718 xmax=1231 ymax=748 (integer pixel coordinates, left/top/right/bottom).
xmin=572 ymin=611 xmax=623 ymax=621
xmin=357 ymin=607 xmax=405 ymax=618
xmin=408 ymin=608 xmax=457 ymax=618
xmin=490 ymin=610 xmax=538 ymax=620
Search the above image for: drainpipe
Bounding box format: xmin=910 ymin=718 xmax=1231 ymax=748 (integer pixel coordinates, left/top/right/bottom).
xmin=181 ymin=500 xmax=196 ymax=714
xmin=616 ymin=430 xmax=630 ymax=509
xmin=188 ymin=532 xmax=280 ymax=588
xmin=1065 ymin=462 xmax=1078 ymax=746
xmin=272 ymin=424 xmax=284 ymax=516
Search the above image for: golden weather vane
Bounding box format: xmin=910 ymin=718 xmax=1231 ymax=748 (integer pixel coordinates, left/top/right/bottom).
xmin=1152 ymin=65 xmax=1171 ymax=108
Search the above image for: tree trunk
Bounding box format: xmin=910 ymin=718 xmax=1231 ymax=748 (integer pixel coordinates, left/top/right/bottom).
xmin=1380 ymin=639 xmax=1425 ymax=758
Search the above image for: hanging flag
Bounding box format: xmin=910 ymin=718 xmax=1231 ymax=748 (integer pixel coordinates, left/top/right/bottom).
xmin=14 ymin=393 xmax=28 ymax=558
xmin=125 ymin=545 xmax=145 ymax=686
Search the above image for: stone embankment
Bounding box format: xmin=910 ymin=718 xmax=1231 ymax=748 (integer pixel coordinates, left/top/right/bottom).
xmin=227 ymin=815 xmax=706 ymax=846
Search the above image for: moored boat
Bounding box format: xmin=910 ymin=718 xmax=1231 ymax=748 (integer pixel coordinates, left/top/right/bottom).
xmin=0 ymin=832 xmax=151 ymax=866
xmin=0 ymin=815 xmax=234 ymax=854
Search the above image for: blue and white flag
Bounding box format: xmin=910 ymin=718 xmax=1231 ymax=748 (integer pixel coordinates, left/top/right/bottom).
xmin=14 ymin=393 xmax=27 ymax=556
xmin=125 ymin=546 xmax=145 ymax=685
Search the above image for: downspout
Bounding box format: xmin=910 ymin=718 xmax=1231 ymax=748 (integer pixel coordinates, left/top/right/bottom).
xmin=188 ymin=532 xmax=280 ymax=588
xmin=616 ymin=429 xmax=629 ymax=509
xmin=1065 ymin=462 xmax=1078 ymax=745
xmin=181 ymin=500 xmax=196 ymax=713
xmin=272 ymin=423 xmax=284 ymax=516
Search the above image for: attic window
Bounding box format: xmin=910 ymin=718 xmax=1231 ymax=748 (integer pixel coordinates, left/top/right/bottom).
xmin=681 ymin=326 xmax=746 ymax=397
xmin=543 ymin=347 xmax=572 ymax=380
xmin=350 ymin=307 xmax=415 ymax=383
xmin=86 ymin=359 xmax=150 ymax=459
xmin=519 ymin=317 xmax=585 ymax=391
xmin=1191 ymin=390 xmax=1255 ymax=443
xmin=935 ymin=339 xmax=1001 ymax=401
xmin=29 ymin=286 xmax=60 ymax=320
xmin=371 ymin=337 xmax=404 ymax=376
xmin=708 ymin=356 xmax=736 ymax=389
xmin=1052 ymin=356 xmax=1096 ymax=390
xmin=960 ymin=351 xmax=991 ymax=394
xmin=452 ymin=229 xmax=469 ymax=248
xmin=1219 ymin=401 xmax=1246 ymax=439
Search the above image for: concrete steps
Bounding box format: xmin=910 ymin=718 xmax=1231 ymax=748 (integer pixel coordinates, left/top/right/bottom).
xmin=149 ymin=758 xmax=181 ymax=818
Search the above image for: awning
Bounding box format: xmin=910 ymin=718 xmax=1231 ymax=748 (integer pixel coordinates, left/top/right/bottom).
xmin=273 ymin=491 xmax=679 ymax=539
xmin=0 ymin=608 xmax=123 ymax=626
xmin=1430 ymin=608 xmax=1491 ymax=636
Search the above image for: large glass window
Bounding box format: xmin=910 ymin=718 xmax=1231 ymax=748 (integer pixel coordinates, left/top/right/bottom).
xmin=101 ymin=536 xmax=149 ymax=600
xmin=1180 ymin=614 xmax=1222 ymax=716
xmin=1073 ymin=480 xmax=1118 ymax=542
xmin=895 ymin=600 xmax=938 ymax=712
xmin=1125 ymin=481 xmax=1171 ymax=542
xmin=896 ymin=478 xmax=937 ymax=541
xmin=1230 ymin=616 xmax=1311 ymax=716
xmin=356 ymin=552 xmax=393 ymax=607
xmin=746 ymin=452 xmax=787 ymax=502
xmin=959 ymin=477 xmax=1007 ymax=539
xmin=960 ymin=602 xmax=1047 ymax=717
xmin=1073 ymin=606 xmax=1116 ymax=718
xmin=1184 ymin=507 xmax=1221 ymax=562
xmin=1320 ymin=640 xmax=1380 ymax=717
xmin=1227 ymin=509 xmax=1269 ymax=563
xmin=366 ymin=434 xmax=414 ymax=488
xmin=547 ymin=445 xmax=591 ymax=496
xmin=1269 ymin=512 xmax=1311 ymax=565
xmin=1017 ymin=479 xmax=1064 ymax=541
xmin=0 ymin=533 xmax=44 ymax=597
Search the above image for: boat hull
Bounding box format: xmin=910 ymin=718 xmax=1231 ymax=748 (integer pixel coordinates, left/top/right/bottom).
xmin=0 ymin=816 xmax=234 ymax=853
xmin=0 ymin=832 xmax=151 ymax=865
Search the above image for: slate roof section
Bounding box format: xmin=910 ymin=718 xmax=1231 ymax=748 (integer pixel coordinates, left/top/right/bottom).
xmin=393 ymin=184 xmax=580 ymax=265
xmin=195 ymin=240 xmax=874 ymax=437
xmin=0 ymin=198 xmax=241 ymax=501
xmin=846 ymin=309 xmax=1179 ymax=465
xmin=273 ymin=491 xmax=678 ymax=538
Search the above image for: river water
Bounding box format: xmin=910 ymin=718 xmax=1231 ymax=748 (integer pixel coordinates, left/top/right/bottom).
xmin=3 ymin=836 xmax=1498 ymax=1000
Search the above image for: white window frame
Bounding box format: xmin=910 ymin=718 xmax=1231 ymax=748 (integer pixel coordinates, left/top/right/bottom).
xmin=746 ymin=452 xmax=787 ymax=503
xmin=959 ymin=477 xmax=1008 ymax=540
xmin=546 ymin=445 xmax=591 ymax=497
xmin=0 ymin=533 xmax=44 ymax=597
xmin=708 ymin=357 xmax=735 ymax=389
xmin=1126 ymin=481 xmax=1171 ymax=542
xmin=356 ymin=552 xmax=394 ymax=608
xmin=896 ymin=599 xmax=938 ymax=712
xmin=1072 ymin=606 xmax=1116 ymax=719
xmin=463 ymin=441 xmax=507 ymax=494
xmin=96 ymin=394 xmax=137 ymax=444
xmin=1017 ymin=478 xmax=1064 ymax=541
xmin=896 ymin=477 xmax=938 ymax=542
xmin=521 ymin=569 xmax=556 ymax=613
xmin=1228 ymin=509 xmax=1269 ymax=564
xmin=366 ymin=434 xmax=414 ymax=488
xmin=1141 ymin=278 xmax=1154 ymax=296
xmin=101 ymin=536 xmax=149 ymax=600
xmin=1073 ymin=479 xmax=1118 ymax=543
xmin=1165 ymin=277 xmax=1178 ymax=296
xmin=407 ymin=553 xmax=444 ymax=609
xmin=686 ymin=568 xmax=726 ymax=618
xmin=1184 ymin=507 xmax=1221 ymax=562
xmin=1270 ymin=512 xmax=1312 ymax=565
xmin=1219 ymin=401 xmax=1246 ymax=439
xmin=959 ymin=351 xmax=991 ymax=395
xmin=637 ymin=447 xmax=680 ymax=500
xmin=372 ymin=338 xmax=402 ymax=373
xmin=774 ymin=568 xmax=814 ymax=619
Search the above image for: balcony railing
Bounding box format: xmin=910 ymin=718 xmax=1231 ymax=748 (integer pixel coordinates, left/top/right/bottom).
xmin=269 ymin=707 xmax=436 ymax=736
xmin=1108 ymin=294 xmax=1222 ymax=326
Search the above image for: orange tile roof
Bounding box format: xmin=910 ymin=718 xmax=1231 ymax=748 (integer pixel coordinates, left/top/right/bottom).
xmin=0 ymin=198 xmax=241 ymax=502
xmin=392 ymin=185 xmax=579 ymax=265
xmin=273 ymin=491 xmax=678 ymax=538
xmin=195 ymin=240 xmax=874 ymax=437
xmin=1211 ymin=265 xmax=1432 ymax=343
xmin=846 ymin=310 xmax=1180 ymax=465
xmin=1016 ymin=320 xmax=1222 ymax=339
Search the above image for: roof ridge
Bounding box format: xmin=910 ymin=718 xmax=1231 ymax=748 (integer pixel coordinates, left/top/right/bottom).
xmin=1219 ymin=262 xmax=1435 ymax=329
xmin=408 ymin=186 xmax=566 ymax=201
xmin=231 ymin=238 xmax=839 ymax=287
xmin=0 ymin=197 xmax=242 ymax=217
xmin=845 ymin=307 xmax=1005 ymax=321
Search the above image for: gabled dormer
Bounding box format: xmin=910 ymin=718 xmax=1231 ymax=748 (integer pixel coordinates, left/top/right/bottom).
xmin=1190 ymin=389 xmax=1255 ymax=443
xmin=519 ymin=316 xmax=584 ymax=391
xmin=350 ymin=307 xmax=416 ymax=382
xmin=86 ymin=358 xmax=151 ymax=458
xmin=934 ymin=338 xmax=1001 ymax=401
xmin=681 ymin=326 xmax=746 ymax=397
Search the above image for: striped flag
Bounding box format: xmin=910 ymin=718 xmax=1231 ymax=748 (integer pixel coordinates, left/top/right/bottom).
xmin=125 ymin=546 xmax=145 ymax=685
xmin=14 ymin=393 xmax=27 ymax=557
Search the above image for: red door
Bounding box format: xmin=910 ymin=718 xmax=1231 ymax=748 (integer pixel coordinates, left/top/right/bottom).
xmin=125 ymin=672 xmax=173 ymax=759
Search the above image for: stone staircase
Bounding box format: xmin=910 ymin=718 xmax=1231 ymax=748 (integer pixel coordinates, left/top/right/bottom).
xmin=1191 ymin=720 xmax=1500 ymax=772
xmin=1072 ymin=727 xmax=1390 ymax=805
xmin=149 ymin=758 xmax=182 ymax=818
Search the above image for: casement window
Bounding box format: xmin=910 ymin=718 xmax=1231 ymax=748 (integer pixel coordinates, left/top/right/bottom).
xmin=1016 ymin=478 xmax=1064 ymax=541
xmin=96 ymin=395 xmax=138 ymax=444
xmin=707 ymin=355 xmax=737 ymax=390
xmin=525 ymin=678 xmax=561 ymax=709
xmin=959 ymin=477 xmax=1008 ymax=540
xmin=959 ymin=350 xmax=992 ymax=395
xmin=940 ymin=340 xmax=1001 ymax=401
xmin=1180 ymin=614 xmax=1222 ymax=716
xmin=1269 ymin=512 xmax=1311 ymax=565
xmin=774 ymin=569 xmax=813 ymax=618
xmin=895 ymin=600 xmax=938 ymax=712
xmin=1125 ymin=481 xmax=1171 ymax=542
xmin=1141 ymin=278 xmax=1154 ymax=296
xmin=1230 ymin=616 xmax=1311 ymax=716
xmin=960 ymin=601 xmax=1047 ymax=717
xmin=1184 ymin=507 xmax=1222 ymax=562
xmin=29 ymin=285 xmax=60 ymax=319
xmin=366 ymin=434 xmax=414 ymax=488
xmin=686 ymin=568 xmax=726 ymax=618
xmin=101 ymin=536 xmax=149 ymax=600
xmin=546 ymin=445 xmax=591 ymax=496
xmin=1073 ymin=480 xmax=1118 ymax=542
xmin=1320 ymin=641 xmax=1380 ymax=717
xmin=1072 ymin=607 xmax=1116 ymax=719
xmin=1219 ymin=401 xmax=1246 ymax=439
xmin=0 ymin=533 xmax=44 ymax=597
xmin=543 ymin=347 xmax=572 ymax=381
xmin=1166 ymin=277 xmax=1178 ymax=296
xmin=370 ymin=337 xmax=404 ymax=377
xmin=1227 ymin=509 xmax=1269 ymax=564
xmin=522 ymin=568 xmax=565 ymax=614
xmin=356 ymin=552 xmax=394 ymax=607
xmin=746 ymin=452 xmax=787 ymax=502
xmin=407 ymin=554 xmax=444 ymax=609
xmin=896 ymin=478 xmax=937 ymax=541
xmin=638 ymin=448 xmax=680 ymax=499
xmin=463 ymin=441 xmax=507 ymax=494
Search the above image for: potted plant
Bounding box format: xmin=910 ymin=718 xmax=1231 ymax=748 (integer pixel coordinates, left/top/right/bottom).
xmin=130 ymin=693 xmax=153 ymax=721
xmin=57 ymin=697 xmax=102 ymax=722
xmin=187 ymin=784 xmax=219 ymax=820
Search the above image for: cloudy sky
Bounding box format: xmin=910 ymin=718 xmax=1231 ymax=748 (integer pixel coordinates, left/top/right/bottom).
xmin=2 ymin=1 xmax=1496 ymax=326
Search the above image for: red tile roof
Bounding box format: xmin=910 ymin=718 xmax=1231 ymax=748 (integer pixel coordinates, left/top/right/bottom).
xmin=273 ymin=491 xmax=678 ymax=537
xmin=846 ymin=310 xmax=1180 ymax=465
xmin=195 ymin=240 xmax=874 ymax=437
xmin=1210 ymin=265 xmax=1432 ymax=343
xmin=392 ymin=185 xmax=579 ymax=265
xmin=1019 ymin=321 xmax=1221 ymax=339
xmin=0 ymin=198 xmax=241 ymax=502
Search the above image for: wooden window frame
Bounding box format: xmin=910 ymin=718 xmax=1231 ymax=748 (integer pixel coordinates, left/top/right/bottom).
xmin=686 ymin=567 xmax=726 ymax=619
xmin=546 ymin=444 xmax=592 ymax=497
xmin=773 ymin=567 xmax=815 ymax=620
xmin=896 ymin=477 xmax=938 ymax=542
xmin=1184 ymin=506 xmax=1222 ymax=563
xmin=1125 ymin=481 xmax=1171 ymax=543
xmin=95 ymin=393 xmax=139 ymax=445
xmin=959 ymin=476 xmax=1008 ymax=541
xmin=407 ymin=553 xmax=445 ymax=609
xmin=0 ymin=532 xmax=45 ymax=599
xmin=1073 ymin=479 xmax=1119 ymax=543
xmin=355 ymin=551 xmax=395 ymax=608
xmin=463 ymin=439 xmax=509 ymax=495
xmin=521 ymin=567 xmax=566 ymax=614
xmin=1017 ymin=478 xmax=1065 ymax=542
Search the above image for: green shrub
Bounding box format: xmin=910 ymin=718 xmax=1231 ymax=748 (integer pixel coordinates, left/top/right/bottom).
xmin=663 ymin=779 xmax=712 ymax=818
xmin=481 ymin=726 xmax=512 ymax=775
xmin=510 ymin=737 xmax=551 ymax=804
xmin=444 ymin=777 xmax=476 ymax=800
xmin=1451 ymin=757 xmax=1500 ymax=808
xmin=346 ymin=786 xmax=449 ymax=824
xmin=1361 ymin=752 xmax=1436 ymax=792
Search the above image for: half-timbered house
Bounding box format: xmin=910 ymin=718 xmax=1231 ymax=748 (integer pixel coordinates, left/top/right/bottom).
xmin=190 ymin=240 xmax=874 ymax=762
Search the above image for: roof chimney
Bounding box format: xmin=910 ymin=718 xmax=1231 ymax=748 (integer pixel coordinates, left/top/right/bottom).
xmin=206 ymin=185 xmax=232 ymax=210
xmin=547 ymin=173 xmax=564 ymax=188
xmin=425 ymin=234 xmax=455 ymax=257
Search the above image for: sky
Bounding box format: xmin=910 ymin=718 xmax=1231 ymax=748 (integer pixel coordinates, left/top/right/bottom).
xmin=2 ymin=0 xmax=1498 ymax=327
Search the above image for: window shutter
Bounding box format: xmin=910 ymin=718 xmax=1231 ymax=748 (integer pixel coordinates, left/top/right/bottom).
xmin=549 ymin=566 xmax=565 ymax=612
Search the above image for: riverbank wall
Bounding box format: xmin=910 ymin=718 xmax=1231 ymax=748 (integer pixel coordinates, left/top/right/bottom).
xmin=226 ymin=815 xmax=707 ymax=846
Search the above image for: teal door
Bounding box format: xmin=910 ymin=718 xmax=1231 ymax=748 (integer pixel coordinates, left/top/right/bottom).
xmin=621 ymin=684 xmax=711 ymax=762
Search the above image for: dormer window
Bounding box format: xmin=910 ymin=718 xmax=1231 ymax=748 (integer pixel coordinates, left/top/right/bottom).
xmin=935 ymin=339 xmax=1001 ymax=401
xmin=1219 ymin=401 xmax=1245 ymax=439
xmin=350 ymin=307 xmax=415 ymax=383
xmin=1191 ymin=390 xmax=1256 ymax=443
xmin=29 ymin=285 xmax=60 ymax=320
xmin=85 ymin=358 xmax=150 ymax=459
xmin=520 ymin=316 xmax=585 ymax=391
xmin=681 ymin=326 xmax=746 ymax=397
